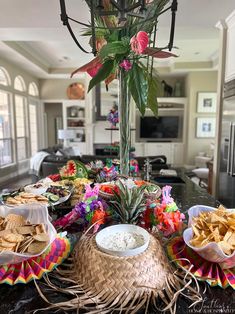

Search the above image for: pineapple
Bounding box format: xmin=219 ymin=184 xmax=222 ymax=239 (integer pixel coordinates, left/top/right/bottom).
xmin=109 ymin=180 xmax=147 ymax=224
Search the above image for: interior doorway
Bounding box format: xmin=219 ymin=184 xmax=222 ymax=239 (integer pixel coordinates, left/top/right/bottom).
xmin=44 ymin=102 xmax=63 ymax=147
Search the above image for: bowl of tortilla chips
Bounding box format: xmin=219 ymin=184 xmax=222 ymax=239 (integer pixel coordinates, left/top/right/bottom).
xmin=183 ymin=205 xmax=235 ymax=268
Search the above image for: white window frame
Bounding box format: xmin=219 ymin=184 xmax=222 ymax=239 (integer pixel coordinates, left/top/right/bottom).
xmin=28 ymin=97 xmax=40 ymax=156
xmin=0 ymin=67 xmax=11 ymax=86
xmin=0 ymin=90 xmax=14 ymax=167
xmin=29 ymin=82 xmax=39 ymax=97
xmin=14 ymin=94 xmax=29 ymax=162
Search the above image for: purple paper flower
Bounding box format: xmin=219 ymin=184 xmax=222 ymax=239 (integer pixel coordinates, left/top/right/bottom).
xmin=119 ymin=59 xmax=132 ymax=71
xmin=74 ymin=201 xmax=87 ymax=218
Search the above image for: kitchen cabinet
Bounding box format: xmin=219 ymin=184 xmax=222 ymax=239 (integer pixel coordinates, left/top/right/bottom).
xmin=225 ymin=10 xmax=235 ymax=82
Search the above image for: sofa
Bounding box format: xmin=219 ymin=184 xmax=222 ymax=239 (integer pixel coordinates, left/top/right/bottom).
xmin=39 ymin=154 xmax=168 ymax=178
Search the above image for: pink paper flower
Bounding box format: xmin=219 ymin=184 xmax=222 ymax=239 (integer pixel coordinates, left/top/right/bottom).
xmin=130 ymin=31 xmax=149 ymax=54
xmin=119 ymin=59 xmax=132 ymax=71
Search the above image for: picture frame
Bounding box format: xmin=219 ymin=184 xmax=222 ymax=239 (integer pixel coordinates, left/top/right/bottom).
xmin=197 ymin=92 xmax=217 ymax=113
xmin=196 ymin=117 xmax=216 ymax=138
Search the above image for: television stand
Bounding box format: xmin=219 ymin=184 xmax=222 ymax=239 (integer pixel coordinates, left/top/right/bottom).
xmin=146 ymin=140 xmax=172 ymax=143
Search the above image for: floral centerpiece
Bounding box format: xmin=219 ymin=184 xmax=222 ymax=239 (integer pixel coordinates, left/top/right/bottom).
xmin=72 ymin=0 xmax=177 ymax=175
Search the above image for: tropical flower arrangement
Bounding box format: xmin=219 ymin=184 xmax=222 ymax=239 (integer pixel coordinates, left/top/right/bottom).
xmin=71 ymin=0 xmax=177 ymax=175
xmin=72 ymin=0 xmax=176 ymax=116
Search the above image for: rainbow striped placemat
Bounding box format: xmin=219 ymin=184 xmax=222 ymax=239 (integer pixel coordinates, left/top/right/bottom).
xmin=0 ymin=234 xmax=71 ymax=285
xmin=167 ymin=236 xmax=235 ymax=289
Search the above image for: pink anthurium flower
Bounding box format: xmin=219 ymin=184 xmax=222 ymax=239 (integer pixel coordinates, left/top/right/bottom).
xmin=71 ymin=56 xmax=103 ymax=78
xmin=130 ymin=31 xmax=149 ymax=54
xmin=119 ymin=59 xmax=132 ymax=71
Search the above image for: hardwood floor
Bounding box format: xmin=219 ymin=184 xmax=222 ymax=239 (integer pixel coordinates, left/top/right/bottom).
xmin=0 ymin=174 xmax=35 ymax=192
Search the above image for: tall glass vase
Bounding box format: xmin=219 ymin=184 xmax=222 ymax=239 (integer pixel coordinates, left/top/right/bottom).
xmin=118 ymin=68 xmax=131 ymax=175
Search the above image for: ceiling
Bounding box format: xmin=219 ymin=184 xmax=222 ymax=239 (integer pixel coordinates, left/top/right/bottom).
xmin=0 ymin=0 xmax=234 ymax=79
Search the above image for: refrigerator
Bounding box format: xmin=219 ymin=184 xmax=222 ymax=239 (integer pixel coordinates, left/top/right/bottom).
xmin=218 ymin=80 xmax=235 ymax=207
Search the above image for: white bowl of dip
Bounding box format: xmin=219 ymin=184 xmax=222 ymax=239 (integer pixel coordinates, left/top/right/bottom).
xmin=95 ymin=224 xmax=150 ymax=257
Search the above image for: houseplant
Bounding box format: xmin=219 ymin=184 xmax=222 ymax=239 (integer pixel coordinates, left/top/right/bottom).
xmin=72 ymin=0 xmax=177 ymax=174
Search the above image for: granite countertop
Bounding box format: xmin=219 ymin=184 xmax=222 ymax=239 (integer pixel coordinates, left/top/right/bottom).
xmin=0 ymin=173 xmax=234 ymax=314
xmin=153 ymin=168 xmax=219 ymax=212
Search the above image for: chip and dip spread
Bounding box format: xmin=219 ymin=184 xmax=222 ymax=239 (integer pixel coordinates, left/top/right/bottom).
xmin=189 ymin=205 xmax=235 ymax=255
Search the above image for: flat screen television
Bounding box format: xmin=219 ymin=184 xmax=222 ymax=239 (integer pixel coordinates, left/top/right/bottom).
xmin=138 ymin=116 xmax=183 ymax=142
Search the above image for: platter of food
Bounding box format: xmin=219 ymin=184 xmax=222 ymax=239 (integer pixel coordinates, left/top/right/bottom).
xmin=42 ymin=185 xmax=72 ymax=206
xmin=0 ymin=203 xmax=56 ymax=264
xmin=183 ymin=205 xmax=235 ymax=267
xmin=3 ymin=192 xmax=48 ymax=206
xmin=2 ymin=185 xmax=73 ymax=207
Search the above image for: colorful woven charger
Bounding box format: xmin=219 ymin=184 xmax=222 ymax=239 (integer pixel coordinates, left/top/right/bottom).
xmin=0 ymin=233 xmax=71 ymax=285
xmin=167 ymin=236 xmax=235 ymax=289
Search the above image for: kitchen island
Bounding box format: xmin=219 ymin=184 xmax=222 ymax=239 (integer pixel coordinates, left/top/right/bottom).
xmin=0 ymin=173 xmax=233 ymax=314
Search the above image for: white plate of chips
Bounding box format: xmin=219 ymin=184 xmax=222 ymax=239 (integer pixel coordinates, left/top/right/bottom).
xmin=0 ymin=203 xmax=56 ymax=265
xmin=183 ymin=205 xmax=235 ymax=268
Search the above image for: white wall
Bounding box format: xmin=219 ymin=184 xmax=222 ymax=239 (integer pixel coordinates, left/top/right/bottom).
xmin=40 ymin=77 xmax=86 ymax=100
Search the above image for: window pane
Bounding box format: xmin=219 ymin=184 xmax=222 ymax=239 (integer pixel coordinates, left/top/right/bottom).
xmin=14 ymin=76 xmax=26 ymax=92
xmin=29 ymin=82 xmax=39 ymax=96
xmin=0 ymin=91 xmax=11 ymax=139
xmin=15 ymin=95 xmax=25 ymax=137
xmin=0 ymin=139 xmax=12 ymax=166
xmin=17 ymin=138 xmax=26 ymax=161
xmin=29 ymin=104 xmax=38 ymax=155
xmin=0 ymin=68 xmax=10 ymax=86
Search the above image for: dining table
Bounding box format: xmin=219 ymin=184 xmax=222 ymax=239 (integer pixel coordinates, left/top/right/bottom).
xmin=0 ymin=169 xmax=234 ymax=314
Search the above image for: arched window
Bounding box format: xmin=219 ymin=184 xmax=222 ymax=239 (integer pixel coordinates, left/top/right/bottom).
xmin=28 ymin=82 xmax=39 ymax=96
xmin=0 ymin=67 xmax=11 ymax=86
xmin=14 ymin=75 xmax=26 ymax=92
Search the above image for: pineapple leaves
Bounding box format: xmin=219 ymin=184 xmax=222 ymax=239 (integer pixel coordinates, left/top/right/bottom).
xmin=109 ymin=180 xmax=147 ymax=224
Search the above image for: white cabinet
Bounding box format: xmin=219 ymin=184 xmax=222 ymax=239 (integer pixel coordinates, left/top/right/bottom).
xmin=172 ymin=143 xmax=184 ymax=166
xmin=225 ymin=10 xmax=235 ymax=82
xmin=133 ymin=142 xmax=185 ymax=166
xmin=63 ymin=100 xmax=89 ymax=154
xmin=134 ymin=143 xmax=145 ymax=156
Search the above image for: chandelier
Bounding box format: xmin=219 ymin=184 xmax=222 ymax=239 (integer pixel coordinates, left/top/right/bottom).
xmin=59 ymin=0 xmax=178 ymax=56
